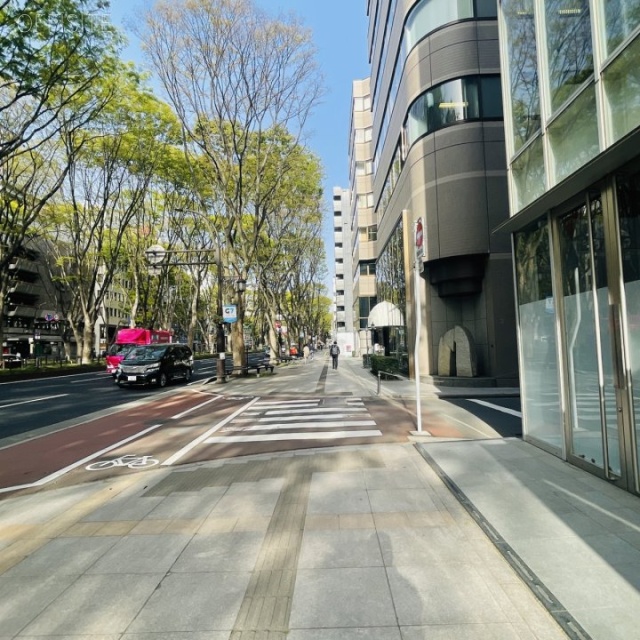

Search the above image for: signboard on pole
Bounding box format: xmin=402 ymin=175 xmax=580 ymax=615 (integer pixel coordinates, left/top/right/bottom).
xmin=223 ymin=305 xmax=237 ymax=323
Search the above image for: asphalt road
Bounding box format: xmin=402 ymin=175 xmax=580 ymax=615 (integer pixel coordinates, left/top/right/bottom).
xmin=0 ymin=358 xmax=222 ymax=440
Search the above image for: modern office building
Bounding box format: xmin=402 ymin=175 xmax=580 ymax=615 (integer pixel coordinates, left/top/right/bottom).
xmin=365 ymin=0 xmax=518 ymax=381
xmin=348 ymin=78 xmax=378 ymax=357
xmin=497 ymin=1 xmax=640 ymax=493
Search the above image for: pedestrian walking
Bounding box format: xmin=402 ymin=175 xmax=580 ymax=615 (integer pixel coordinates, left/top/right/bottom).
xmin=303 ymin=344 xmax=310 ymax=364
xmin=329 ymin=341 xmax=340 ymax=370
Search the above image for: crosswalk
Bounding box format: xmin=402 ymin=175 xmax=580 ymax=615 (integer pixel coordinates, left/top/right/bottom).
xmin=204 ymin=397 xmax=381 ymax=444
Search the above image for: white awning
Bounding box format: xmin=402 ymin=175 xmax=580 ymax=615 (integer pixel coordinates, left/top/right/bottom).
xmin=367 ymin=301 xmax=404 ymax=328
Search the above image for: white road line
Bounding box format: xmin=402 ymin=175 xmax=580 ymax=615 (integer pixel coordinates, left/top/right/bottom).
xmin=263 ymin=407 xmax=368 ymax=415
xmin=253 ymin=400 xmax=320 ymax=406
xmin=0 ymin=393 xmax=69 ymax=410
xmin=445 ymin=414 xmax=497 ymax=437
xmin=0 ymin=423 xmax=164 ymax=494
xmin=162 ymin=396 xmax=261 ymax=466
xmin=205 ymin=430 xmax=382 ymax=443
xmin=232 ymin=420 xmax=377 ymax=430
xmin=170 ymin=395 xmax=222 ymax=420
xmin=469 ymin=399 xmax=522 ymax=418
xmin=234 ymin=414 xmax=372 ymax=423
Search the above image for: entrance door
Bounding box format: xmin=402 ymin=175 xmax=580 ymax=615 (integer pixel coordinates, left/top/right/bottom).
xmin=556 ymin=194 xmax=623 ymax=479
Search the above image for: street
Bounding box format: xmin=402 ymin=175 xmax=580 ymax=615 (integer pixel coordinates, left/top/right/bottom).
xmin=0 ymin=355 xmax=522 ymax=495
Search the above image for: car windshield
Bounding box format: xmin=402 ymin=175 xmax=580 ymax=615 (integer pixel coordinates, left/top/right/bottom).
xmin=126 ymin=345 xmax=167 ymax=360
xmin=108 ymin=343 xmax=135 ymax=356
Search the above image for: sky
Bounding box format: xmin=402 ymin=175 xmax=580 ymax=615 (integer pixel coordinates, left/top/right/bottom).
xmin=108 ymin=0 xmax=371 ymax=295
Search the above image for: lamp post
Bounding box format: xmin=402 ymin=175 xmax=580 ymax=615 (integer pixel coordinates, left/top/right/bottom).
xmin=145 ymin=244 xmax=245 ymax=385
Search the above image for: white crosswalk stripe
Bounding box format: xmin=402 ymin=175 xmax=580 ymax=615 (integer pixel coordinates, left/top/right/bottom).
xmin=214 ymin=396 xmax=381 ymax=443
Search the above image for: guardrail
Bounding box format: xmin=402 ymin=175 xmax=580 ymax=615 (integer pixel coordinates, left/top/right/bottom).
xmin=376 ymin=369 xmax=403 ymax=395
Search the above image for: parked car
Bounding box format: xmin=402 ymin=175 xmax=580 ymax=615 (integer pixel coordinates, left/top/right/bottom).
xmin=115 ymin=344 xmax=193 ymax=388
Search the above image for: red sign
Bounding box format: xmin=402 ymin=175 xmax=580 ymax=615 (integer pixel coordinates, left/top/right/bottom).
xmin=415 ymin=218 xmax=424 ymax=259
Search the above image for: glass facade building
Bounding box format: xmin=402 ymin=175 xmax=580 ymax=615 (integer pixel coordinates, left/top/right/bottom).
xmin=499 ymin=0 xmax=640 ymax=493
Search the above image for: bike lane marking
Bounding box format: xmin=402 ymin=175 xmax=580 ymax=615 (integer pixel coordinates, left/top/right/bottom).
xmin=0 ymin=391 xmax=225 ymax=493
xmin=0 ymin=423 xmax=164 ymax=494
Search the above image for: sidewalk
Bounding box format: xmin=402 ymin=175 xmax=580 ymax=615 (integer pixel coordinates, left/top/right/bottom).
xmin=0 ymin=357 xmax=638 ymax=638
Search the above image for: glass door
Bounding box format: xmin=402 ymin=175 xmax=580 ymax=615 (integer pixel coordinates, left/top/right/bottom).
xmin=557 ymin=195 xmax=621 ymax=477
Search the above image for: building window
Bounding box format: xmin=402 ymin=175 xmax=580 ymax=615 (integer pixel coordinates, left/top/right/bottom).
xmin=360 ymin=261 xmax=376 ymax=276
xmin=602 ymin=0 xmax=640 ymax=57
xmin=544 ymin=0 xmax=593 ymax=112
xmin=355 ymin=160 xmax=373 ymax=176
xmin=405 ymin=75 xmax=502 ymax=148
xmin=360 ymin=225 xmax=377 ymax=241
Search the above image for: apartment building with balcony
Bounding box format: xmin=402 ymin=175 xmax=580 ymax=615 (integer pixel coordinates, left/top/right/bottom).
xmin=496 ymin=0 xmax=640 ymax=493
xmin=365 ymin=0 xmax=518 ymax=381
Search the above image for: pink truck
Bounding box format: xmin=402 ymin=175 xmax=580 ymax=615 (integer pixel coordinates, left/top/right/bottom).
xmin=105 ymin=328 xmax=173 ymax=375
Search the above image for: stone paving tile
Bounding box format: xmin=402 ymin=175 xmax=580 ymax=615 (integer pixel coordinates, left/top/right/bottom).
xmin=19 ymin=574 xmax=162 ymax=635
xmin=0 ymin=575 xmax=76 ymax=636
xmin=338 ymin=513 xmax=375 ymax=529
xmin=3 ymin=536 xmax=118 ymax=577
xmin=298 ymin=529 xmax=383 ymax=569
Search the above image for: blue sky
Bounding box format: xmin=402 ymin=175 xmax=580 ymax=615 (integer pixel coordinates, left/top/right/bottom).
xmin=108 ymin=0 xmax=371 ymax=295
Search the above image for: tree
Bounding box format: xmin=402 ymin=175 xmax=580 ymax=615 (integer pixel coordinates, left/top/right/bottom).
xmin=47 ymin=70 xmax=182 ymax=362
xmin=0 ymin=0 xmax=120 ymax=363
xmin=138 ymin=0 xmax=325 ymax=367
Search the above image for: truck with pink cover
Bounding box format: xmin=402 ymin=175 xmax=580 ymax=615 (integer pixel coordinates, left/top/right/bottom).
xmin=105 ymin=328 xmax=173 ymax=375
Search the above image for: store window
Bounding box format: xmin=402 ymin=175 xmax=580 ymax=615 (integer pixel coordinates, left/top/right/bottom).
xmin=514 ymin=218 xmax=562 ymax=451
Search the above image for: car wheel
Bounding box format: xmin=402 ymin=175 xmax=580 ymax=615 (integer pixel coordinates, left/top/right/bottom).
xmin=184 ymin=368 xmax=193 ymax=382
xmin=158 ymin=372 xmax=168 ymax=388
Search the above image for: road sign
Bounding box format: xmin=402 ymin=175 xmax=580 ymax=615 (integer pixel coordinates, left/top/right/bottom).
xmin=415 ymin=218 xmax=424 ymax=260
xmin=223 ymin=305 xmax=237 ymax=323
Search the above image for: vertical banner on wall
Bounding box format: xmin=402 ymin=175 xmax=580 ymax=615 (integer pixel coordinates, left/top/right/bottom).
xmin=414 ymin=218 xmax=423 ymax=432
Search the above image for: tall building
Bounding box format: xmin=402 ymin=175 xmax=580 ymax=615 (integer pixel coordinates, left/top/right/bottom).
xmin=348 ymin=78 xmax=378 ymax=357
xmin=332 ymin=187 xmax=356 ymax=353
xmin=366 ymin=0 xmax=518 ymax=382
xmin=497 ymin=0 xmax=640 ymax=493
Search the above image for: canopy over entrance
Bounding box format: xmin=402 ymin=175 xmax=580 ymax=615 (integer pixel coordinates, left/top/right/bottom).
xmin=367 ymin=301 xmax=404 ymax=327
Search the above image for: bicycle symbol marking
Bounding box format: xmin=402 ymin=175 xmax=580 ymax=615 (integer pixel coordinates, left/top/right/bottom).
xmin=86 ymin=454 xmax=160 ymax=471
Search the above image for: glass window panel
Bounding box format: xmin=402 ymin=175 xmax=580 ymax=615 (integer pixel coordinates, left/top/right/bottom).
xmin=480 ymin=76 xmax=504 ymax=118
xmin=515 ymin=219 xmax=562 ymax=450
xmin=548 ymin=86 xmax=599 ymax=183
xmin=544 ymin=0 xmax=594 ymax=111
xmin=502 ymin=0 xmax=541 ymax=151
xmin=603 ymin=34 xmax=640 ymax=144
xmin=511 ymin=136 xmax=546 ymax=210
xmin=616 ymin=170 xmax=640 ymax=477
xmin=558 ymin=205 xmax=604 ymax=469
xmin=603 ymin=0 xmax=640 ymax=56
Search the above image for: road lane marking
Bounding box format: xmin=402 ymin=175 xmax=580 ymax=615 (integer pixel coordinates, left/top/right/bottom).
xmin=0 ymin=423 xmax=164 ymax=494
xmin=205 ymin=430 xmax=382 ymax=443
xmin=234 ymin=414 xmax=373 ymax=423
xmin=227 ymin=420 xmax=377 ymax=431
xmin=170 ymin=395 xmax=222 ymax=420
xmin=162 ymin=396 xmax=261 ymax=466
xmin=263 ymin=407 xmax=368 ymax=415
xmin=253 ymin=400 xmax=320 ymax=406
xmin=469 ymin=399 xmax=522 ymax=418
xmin=0 ymin=393 xmax=69 ymax=409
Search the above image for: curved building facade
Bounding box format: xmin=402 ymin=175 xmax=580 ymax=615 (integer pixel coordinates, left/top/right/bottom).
xmin=367 ymin=0 xmax=518 ymax=382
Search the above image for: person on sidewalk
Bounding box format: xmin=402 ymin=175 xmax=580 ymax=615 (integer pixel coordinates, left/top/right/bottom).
xmin=303 ymin=344 xmax=310 ymax=364
xmin=329 ymin=341 xmax=340 ymax=369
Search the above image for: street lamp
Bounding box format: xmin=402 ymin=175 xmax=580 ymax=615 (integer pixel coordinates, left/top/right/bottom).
xmin=145 ymin=244 xmax=245 ymax=385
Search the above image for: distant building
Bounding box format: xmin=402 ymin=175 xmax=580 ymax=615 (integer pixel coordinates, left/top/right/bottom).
xmin=348 ymin=78 xmax=378 ymax=357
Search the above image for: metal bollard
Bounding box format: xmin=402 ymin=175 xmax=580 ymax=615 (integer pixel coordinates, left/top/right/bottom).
xmin=377 ymin=371 xmax=381 ymax=395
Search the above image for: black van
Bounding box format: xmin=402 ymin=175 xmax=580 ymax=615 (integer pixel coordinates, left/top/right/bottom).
xmin=115 ymin=344 xmax=194 ymax=388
